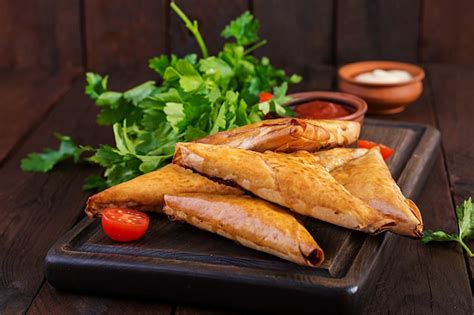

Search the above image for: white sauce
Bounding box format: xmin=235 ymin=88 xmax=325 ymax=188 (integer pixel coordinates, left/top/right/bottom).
xmin=354 ymin=69 xmax=413 ymax=84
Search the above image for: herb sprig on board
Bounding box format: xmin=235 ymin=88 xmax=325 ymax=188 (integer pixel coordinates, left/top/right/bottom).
xmin=21 ymin=2 xmax=302 ymax=191
xmin=422 ymin=198 xmax=474 ymax=256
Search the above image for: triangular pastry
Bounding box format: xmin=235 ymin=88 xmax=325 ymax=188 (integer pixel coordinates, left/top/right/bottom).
xmin=163 ymin=193 xmax=324 ymax=267
xmin=173 ymin=142 xmax=395 ymax=234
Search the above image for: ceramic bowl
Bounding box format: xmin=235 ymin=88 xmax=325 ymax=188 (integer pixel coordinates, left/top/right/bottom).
xmin=286 ymin=91 xmax=367 ymax=124
xmin=338 ymin=61 xmax=425 ymax=114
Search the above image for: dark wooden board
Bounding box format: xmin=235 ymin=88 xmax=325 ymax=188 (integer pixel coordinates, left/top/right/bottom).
xmin=253 ymin=0 xmax=334 ymax=71
xmin=84 ymin=0 xmax=167 ymax=72
xmin=45 ymin=120 xmax=439 ymax=314
xmin=427 ymin=65 xmax=474 ymax=285
xmin=420 ymin=0 xmax=474 ymax=64
xmin=27 ymin=282 xmax=172 ymax=315
xmin=336 ymin=0 xmax=420 ymax=65
xmin=0 ymin=0 xmax=82 ymax=72
xmin=0 ymin=70 xmax=77 ymax=164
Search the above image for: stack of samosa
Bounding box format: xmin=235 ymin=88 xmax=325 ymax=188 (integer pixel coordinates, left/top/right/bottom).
xmin=85 ymin=118 xmax=423 ymax=267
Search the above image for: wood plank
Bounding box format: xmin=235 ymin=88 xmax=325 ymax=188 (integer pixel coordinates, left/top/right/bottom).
xmin=169 ymin=0 xmax=249 ymax=56
xmin=358 ymin=73 xmax=472 ymax=313
xmin=421 ymin=1 xmax=474 ymax=64
xmin=336 ymin=0 xmax=420 ymax=65
xmin=0 ymin=70 xmax=78 ymax=164
xmin=253 ymin=0 xmax=334 ymax=72
xmin=27 ymin=283 xmax=172 ymax=315
xmin=427 ymin=64 xmax=474 ymax=282
xmin=0 ymin=0 xmax=82 ymax=72
xmin=0 ymin=71 xmax=163 ymax=314
xmin=84 ymin=0 xmax=167 ymax=73
xmin=289 ymin=64 xmax=335 ymax=93
xmin=427 ymin=65 xmax=474 ymax=203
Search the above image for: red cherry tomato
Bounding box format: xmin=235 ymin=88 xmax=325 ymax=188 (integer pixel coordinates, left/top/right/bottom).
xmin=258 ymin=92 xmax=273 ymax=103
xmin=101 ymin=208 xmax=150 ymax=242
xmin=356 ymin=140 xmax=395 ymax=160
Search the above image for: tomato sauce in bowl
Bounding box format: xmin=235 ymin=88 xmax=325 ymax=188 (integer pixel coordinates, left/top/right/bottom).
xmin=294 ymin=100 xmax=353 ymax=119
xmin=286 ymin=92 xmax=368 ymax=124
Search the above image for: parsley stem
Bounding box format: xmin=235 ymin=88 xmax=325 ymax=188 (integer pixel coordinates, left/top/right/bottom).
xmin=459 ymin=238 xmax=474 ymax=257
xmin=170 ymin=1 xmax=209 ymax=58
xmin=244 ymin=40 xmax=267 ymax=55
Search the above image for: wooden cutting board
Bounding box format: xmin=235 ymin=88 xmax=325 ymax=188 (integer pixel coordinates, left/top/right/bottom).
xmin=45 ymin=119 xmax=440 ymax=314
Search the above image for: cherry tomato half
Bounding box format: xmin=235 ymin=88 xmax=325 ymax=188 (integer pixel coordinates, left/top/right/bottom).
xmin=101 ymin=208 xmax=150 ymax=242
xmin=258 ymin=92 xmax=273 ymax=103
xmin=356 ymin=140 xmax=395 ymax=160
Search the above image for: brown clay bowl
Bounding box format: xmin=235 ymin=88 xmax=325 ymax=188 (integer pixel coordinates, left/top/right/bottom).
xmin=338 ymin=61 xmax=425 ymax=114
xmin=286 ymin=91 xmax=368 ymax=124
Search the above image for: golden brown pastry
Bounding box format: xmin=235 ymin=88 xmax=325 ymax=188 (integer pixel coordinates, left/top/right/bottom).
xmin=85 ymin=164 xmax=242 ymax=217
xmin=173 ymin=142 xmax=395 ymax=234
xmin=163 ymin=193 xmax=324 ymax=267
xmin=330 ymin=147 xmax=423 ymax=237
xmin=194 ymin=118 xmax=360 ymax=152
xmin=291 ymin=148 xmax=368 ymax=171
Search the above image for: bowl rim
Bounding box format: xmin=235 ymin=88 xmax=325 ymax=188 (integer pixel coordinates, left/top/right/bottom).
xmin=338 ymin=60 xmax=425 ymax=87
xmin=286 ymin=91 xmax=368 ymax=121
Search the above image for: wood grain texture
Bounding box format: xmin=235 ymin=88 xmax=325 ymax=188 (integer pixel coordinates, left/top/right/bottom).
xmin=336 ymin=0 xmax=420 ymax=65
xmin=288 ymin=64 xmax=334 ymax=94
xmin=421 ymin=0 xmax=474 ymax=64
xmin=358 ymin=75 xmax=472 ymax=314
xmin=0 ymin=80 xmax=102 ymax=314
xmin=427 ymin=65 xmax=474 ymax=283
xmin=0 ymin=0 xmax=82 ymax=71
xmin=427 ymin=65 xmax=474 ymax=203
xmin=0 ymin=71 xmax=154 ymax=314
xmin=0 ymin=70 xmax=78 ymax=164
xmin=169 ymin=0 xmax=248 ymax=56
xmin=84 ymin=0 xmax=167 ymax=72
xmin=253 ymin=0 xmax=333 ymax=72
xmin=27 ymin=283 xmax=172 ymax=315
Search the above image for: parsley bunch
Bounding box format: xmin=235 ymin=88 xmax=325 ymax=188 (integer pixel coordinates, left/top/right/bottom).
xmin=422 ymin=198 xmax=474 ymax=256
xmin=21 ymin=2 xmax=302 ymax=191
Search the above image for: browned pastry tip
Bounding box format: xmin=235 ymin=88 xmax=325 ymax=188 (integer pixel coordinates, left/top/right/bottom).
xmin=163 ymin=193 xmax=324 ymax=267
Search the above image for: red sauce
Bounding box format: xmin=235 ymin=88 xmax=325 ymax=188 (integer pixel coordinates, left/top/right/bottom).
xmin=295 ymin=100 xmax=352 ymax=119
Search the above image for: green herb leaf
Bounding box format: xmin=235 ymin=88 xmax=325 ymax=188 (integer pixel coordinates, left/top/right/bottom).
xmin=164 ymin=102 xmax=185 ymax=132
xmin=149 ymin=55 xmax=170 ymax=76
xmin=176 ymin=60 xmax=203 ymax=92
xmin=96 ymin=91 xmax=122 ymax=107
xmin=85 ymin=73 xmax=108 ymax=100
xmin=421 ymin=230 xmax=458 ymax=244
xmin=123 ymin=81 xmax=155 ymax=106
xmin=221 ymin=11 xmax=259 ymax=45
xmin=422 ymin=198 xmax=474 ymax=257
xmin=457 ymin=198 xmax=474 ymax=239
xmin=21 ymin=134 xmax=91 ymax=173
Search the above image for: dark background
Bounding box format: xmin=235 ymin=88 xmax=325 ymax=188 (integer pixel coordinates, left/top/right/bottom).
xmin=1 ymin=0 xmax=473 ymax=75
xmin=1 ymin=1 xmax=474 ymax=314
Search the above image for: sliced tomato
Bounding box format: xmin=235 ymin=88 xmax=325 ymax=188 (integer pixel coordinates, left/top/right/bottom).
xmin=101 ymin=208 xmax=150 ymax=242
xmin=258 ymin=92 xmax=273 ymax=103
xmin=356 ymin=140 xmax=395 ymax=160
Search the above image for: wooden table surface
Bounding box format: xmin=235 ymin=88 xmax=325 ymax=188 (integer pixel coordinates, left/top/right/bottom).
xmin=1 ymin=64 xmax=473 ymax=314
